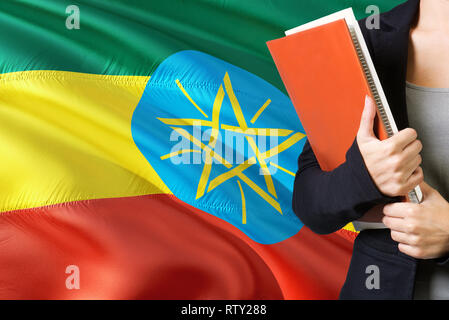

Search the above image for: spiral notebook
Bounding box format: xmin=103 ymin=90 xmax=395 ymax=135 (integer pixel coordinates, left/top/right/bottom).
xmin=267 ymin=8 xmax=422 ymax=230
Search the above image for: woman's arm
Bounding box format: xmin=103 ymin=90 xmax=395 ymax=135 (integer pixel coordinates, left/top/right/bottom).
xmin=293 ymin=139 xmax=387 ymax=234
xmin=293 ymin=96 xmax=423 ymax=234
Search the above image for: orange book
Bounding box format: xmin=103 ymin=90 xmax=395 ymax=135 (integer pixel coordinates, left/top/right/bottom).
xmin=267 ymin=9 xmax=422 ymax=220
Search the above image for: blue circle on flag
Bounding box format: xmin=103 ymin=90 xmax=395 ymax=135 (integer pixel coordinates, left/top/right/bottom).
xmin=131 ymin=50 xmax=306 ymax=244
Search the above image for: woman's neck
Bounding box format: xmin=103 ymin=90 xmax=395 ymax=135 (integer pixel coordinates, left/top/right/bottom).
xmin=407 ymin=0 xmax=449 ymax=88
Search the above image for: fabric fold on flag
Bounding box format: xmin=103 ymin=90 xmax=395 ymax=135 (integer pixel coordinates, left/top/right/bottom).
xmin=0 ymin=0 xmax=405 ymax=299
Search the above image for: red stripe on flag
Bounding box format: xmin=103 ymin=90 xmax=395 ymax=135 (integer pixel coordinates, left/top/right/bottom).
xmin=0 ymin=194 xmax=353 ymax=299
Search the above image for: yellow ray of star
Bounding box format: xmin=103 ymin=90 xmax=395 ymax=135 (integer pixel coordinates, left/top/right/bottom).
xmin=261 ymin=132 xmax=306 ymax=159
xmin=250 ymin=98 xmax=271 ymax=124
xmin=196 ymin=84 xmax=225 ymax=199
xmin=175 ymin=79 xmax=209 ymax=118
xmin=269 ymin=161 xmax=296 ymax=177
xmin=237 ymin=172 xmax=282 ymax=215
xmin=207 ymin=157 xmax=256 ymax=193
xmin=170 ymin=127 xmax=231 ymax=168
xmin=246 ymin=136 xmax=277 ymax=198
xmin=160 ymin=149 xmax=201 ymax=160
xmin=157 ymin=118 xmax=212 ymax=127
xmin=236 ymin=180 xmax=247 ymax=224
xmin=223 ymin=72 xmax=248 ymax=130
xmin=220 ymin=125 xmax=293 ymax=136
xmin=157 ymin=119 xmax=293 ymax=137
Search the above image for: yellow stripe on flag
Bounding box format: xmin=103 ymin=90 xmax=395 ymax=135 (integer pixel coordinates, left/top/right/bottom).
xmin=0 ymin=71 xmax=171 ymax=212
xmin=343 ymin=222 xmax=357 ymax=233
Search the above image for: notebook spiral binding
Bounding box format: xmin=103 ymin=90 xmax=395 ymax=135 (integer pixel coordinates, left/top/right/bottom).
xmin=349 ymin=26 xmax=421 ymax=204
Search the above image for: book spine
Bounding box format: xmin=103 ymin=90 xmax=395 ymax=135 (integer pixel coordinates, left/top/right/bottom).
xmin=348 ymin=26 xmax=421 ymax=204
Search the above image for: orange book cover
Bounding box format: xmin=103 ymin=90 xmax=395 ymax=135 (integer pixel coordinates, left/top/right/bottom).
xmin=267 ymin=19 xmax=386 ymax=172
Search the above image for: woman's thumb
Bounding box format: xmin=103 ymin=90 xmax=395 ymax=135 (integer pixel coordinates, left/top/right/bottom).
xmin=357 ymin=95 xmax=377 ymax=139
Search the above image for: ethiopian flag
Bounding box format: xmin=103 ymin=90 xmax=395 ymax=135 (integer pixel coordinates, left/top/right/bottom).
xmin=0 ymin=0 xmax=403 ymax=299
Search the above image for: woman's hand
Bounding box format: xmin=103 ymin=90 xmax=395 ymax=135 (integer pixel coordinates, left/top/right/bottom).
xmin=357 ymin=95 xmax=424 ymax=197
xmin=383 ymin=182 xmax=449 ymax=259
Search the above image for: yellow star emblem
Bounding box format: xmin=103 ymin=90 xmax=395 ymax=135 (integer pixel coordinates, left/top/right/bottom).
xmin=158 ymin=71 xmax=306 ymax=224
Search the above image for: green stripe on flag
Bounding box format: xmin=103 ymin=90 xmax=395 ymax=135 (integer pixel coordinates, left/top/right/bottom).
xmin=0 ymin=0 xmax=405 ymax=91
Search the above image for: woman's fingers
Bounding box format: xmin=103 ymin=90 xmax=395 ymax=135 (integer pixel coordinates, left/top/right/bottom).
xmin=391 ymin=230 xmax=418 ymax=245
xmin=382 ymin=216 xmax=408 ymax=233
xmin=388 ymin=128 xmax=418 ymax=151
xmin=403 ymin=156 xmax=423 ymax=181
xmin=405 ymin=166 xmax=424 ymax=191
xmin=402 ymin=139 xmax=423 ymax=160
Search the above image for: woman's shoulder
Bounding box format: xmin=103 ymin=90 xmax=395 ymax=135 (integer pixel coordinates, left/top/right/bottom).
xmin=356 ymin=0 xmax=419 ymax=71
xmin=357 ymin=0 xmax=419 ymax=46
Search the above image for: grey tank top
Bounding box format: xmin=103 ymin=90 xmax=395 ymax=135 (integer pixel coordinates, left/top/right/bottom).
xmin=406 ymin=81 xmax=449 ymax=299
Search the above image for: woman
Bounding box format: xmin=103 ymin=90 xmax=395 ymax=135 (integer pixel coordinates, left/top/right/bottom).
xmin=293 ymin=0 xmax=449 ymax=299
